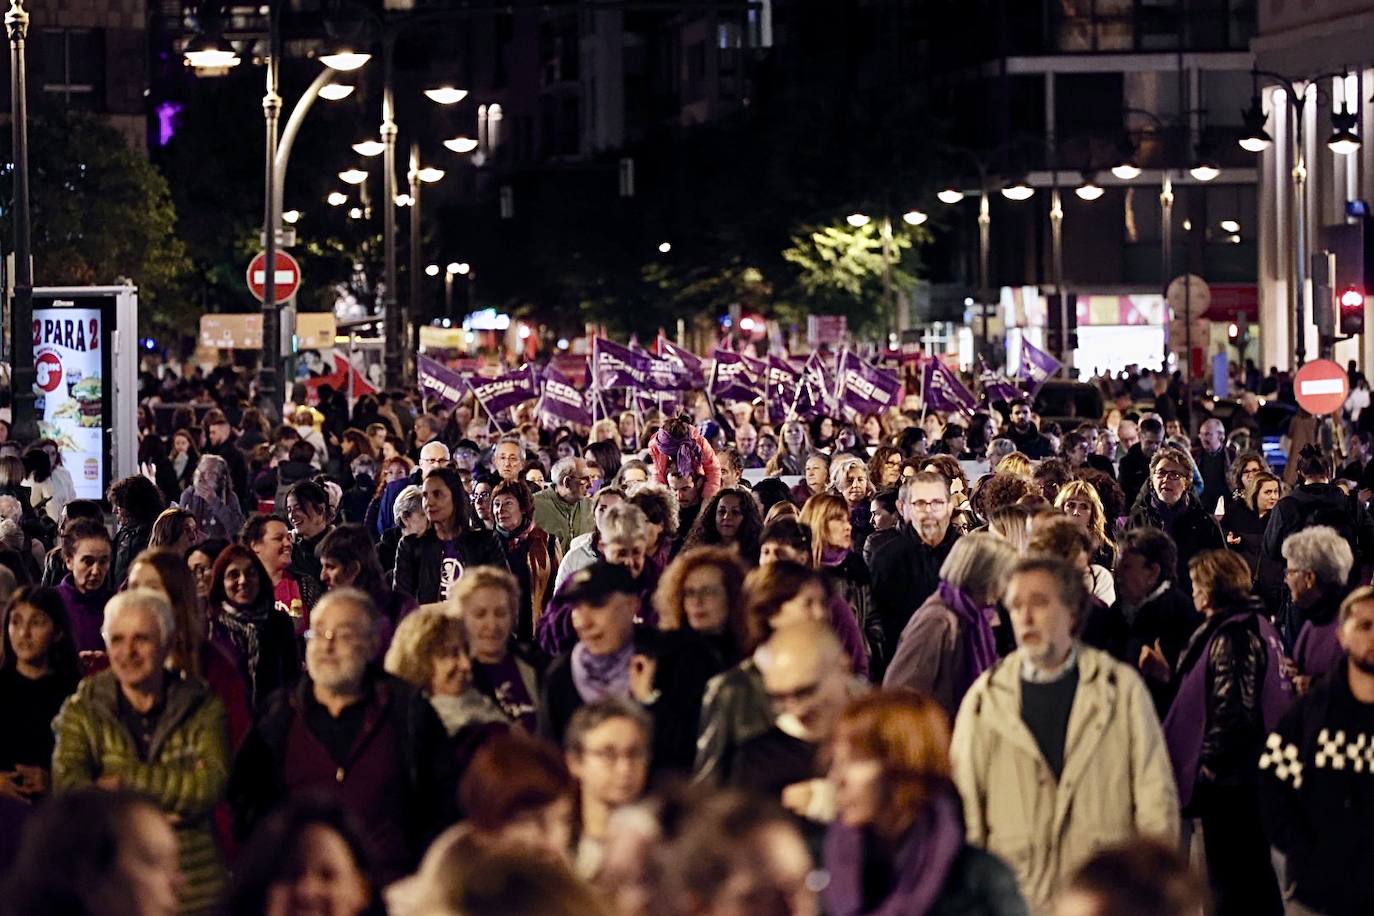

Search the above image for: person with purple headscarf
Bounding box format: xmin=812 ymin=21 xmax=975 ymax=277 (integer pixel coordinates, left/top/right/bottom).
xmin=883 ymin=533 xmax=1019 ymax=718
xmin=649 ymin=415 xmax=721 ymax=504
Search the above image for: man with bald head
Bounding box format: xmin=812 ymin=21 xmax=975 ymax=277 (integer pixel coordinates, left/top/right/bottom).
xmin=728 ymin=621 xmax=859 ymax=811
xmin=229 ymin=589 xmax=455 ymax=882
xmin=1192 ymin=417 xmax=1232 ymax=514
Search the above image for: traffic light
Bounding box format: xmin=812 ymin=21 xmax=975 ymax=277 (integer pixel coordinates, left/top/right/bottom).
xmin=1341 ymin=285 xmax=1366 ymax=335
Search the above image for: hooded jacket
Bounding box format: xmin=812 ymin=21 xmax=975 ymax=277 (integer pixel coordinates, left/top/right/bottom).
xmin=52 ymin=671 xmax=230 ymax=916
xmin=1261 ymin=481 xmax=1374 ymax=571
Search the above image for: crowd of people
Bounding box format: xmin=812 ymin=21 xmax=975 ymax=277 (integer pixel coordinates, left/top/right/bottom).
xmin=0 ymin=359 xmax=1370 ymax=916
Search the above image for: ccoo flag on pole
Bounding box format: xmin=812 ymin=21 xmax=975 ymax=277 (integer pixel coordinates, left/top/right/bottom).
xmin=592 ymin=337 xmax=651 ymax=390
xmin=1017 ymin=338 xmax=1063 ymax=397
xmin=922 ymin=359 xmax=979 ymax=415
xmin=835 ymin=350 xmax=903 ymax=416
xmin=468 ymin=364 xmax=541 ymax=414
xmin=978 ymin=358 xmax=1023 ymax=404
xmin=537 ymin=365 xmax=593 ymax=427
xmin=710 ymin=348 xmax=764 ymax=402
xmin=418 ymin=355 xmax=469 ymax=408
xmin=656 ymin=336 xmax=706 ymax=388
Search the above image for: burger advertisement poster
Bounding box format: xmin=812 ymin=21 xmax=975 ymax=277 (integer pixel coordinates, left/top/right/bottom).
xmin=34 ymin=307 xmax=107 ymax=499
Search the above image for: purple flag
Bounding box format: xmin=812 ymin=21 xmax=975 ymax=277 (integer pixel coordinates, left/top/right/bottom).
xmin=642 ymin=351 xmax=691 ymax=392
xmin=657 ymin=336 xmax=706 ymax=388
xmin=787 ymin=351 xmax=834 ymax=420
xmin=468 ymin=364 xmax=540 ymax=414
xmin=538 ymin=365 xmax=592 ymax=427
xmin=710 ymin=348 xmax=763 ymax=403
xmin=979 ymin=358 xmax=1022 ymax=404
xmin=835 ymin=350 xmax=903 ymax=416
xmin=922 ymin=359 xmax=978 ymax=414
xmin=766 ymin=355 xmax=801 ymax=425
xmin=418 ymin=355 xmax=469 ymax=408
xmin=592 ymin=337 xmax=651 ymax=389
xmin=1018 ymin=338 xmax=1063 ymax=396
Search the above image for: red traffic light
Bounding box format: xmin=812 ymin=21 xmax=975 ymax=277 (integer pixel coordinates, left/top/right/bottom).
xmin=1340 ymin=285 xmax=1365 ymax=336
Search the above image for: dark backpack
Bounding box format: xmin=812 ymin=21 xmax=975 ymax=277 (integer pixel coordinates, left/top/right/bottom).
xmin=1293 ymin=493 xmax=1361 ymax=556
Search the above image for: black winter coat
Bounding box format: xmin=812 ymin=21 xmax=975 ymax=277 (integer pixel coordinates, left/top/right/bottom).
xmin=1127 ymin=491 xmax=1225 ymax=584
xmin=869 ymin=524 xmax=961 ymax=667
xmin=1261 ymin=482 xmax=1374 ymax=573
xmin=393 ymin=526 xmax=508 ymax=605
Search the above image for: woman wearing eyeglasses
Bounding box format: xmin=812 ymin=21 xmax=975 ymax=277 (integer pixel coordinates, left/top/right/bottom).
xmin=1126 ymin=446 xmax=1225 ymax=585
xmin=563 ymin=697 xmax=653 ymax=879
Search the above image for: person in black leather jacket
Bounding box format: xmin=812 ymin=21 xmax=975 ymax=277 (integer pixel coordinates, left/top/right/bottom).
xmin=393 ymin=467 xmax=506 ymax=604
xmin=1126 ymin=446 xmax=1224 ymax=584
xmin=1151 ymin=550 xmax=1284 ymax=916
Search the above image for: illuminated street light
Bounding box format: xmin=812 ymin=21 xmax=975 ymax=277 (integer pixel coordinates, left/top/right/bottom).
xmin=1001 ymin=178 xmax=1034 ymax=201
xmin=658 ymin=242 xmax=672 ymax=254
xmin=425 ymin=264 xmax=440 ymax=277
xmin=846 ymin=213 xmax=871 ymax=227
xmin=1220 ymin=219 xmax=1241 ymax=233
xmin=339 ymin=168 xmax=368 ymax=185
xmin=394 ymin=194 xmax=414 ymax=207
xmin=352 ymin=140 xmax=385 ymax=157
xmin=348 ymin=207 xmax=363 ymax=219
xmin=327 ymin=191 xmax=348 ymax=206
xmin=282 ymin=209 xmax=301 ymax=224
xmin=319 ymin=46 xmax=371 ymax=71
xmin=425 ymin=87 xmax=469 ymax=105
xmin=183 ymin=32 xmax=241 ymax=72
xmin=415 ymin=166 xmax=445 ymax=183
xmin=1074 ymin=172 xmax=1104 ymax=201
xmin=443 ymin=136 xmax=479 ymax=154
xmin=318 ymin=84 xmax=355 ymax=101
xmin=937 ymin=187 xmax=965 ymax=205
xmin=902 ymin=209 xmax=929 ymax=226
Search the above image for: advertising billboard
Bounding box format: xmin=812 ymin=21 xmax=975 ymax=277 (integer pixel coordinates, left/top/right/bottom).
xmin=32 ymin=287 xmax=138 ymax=501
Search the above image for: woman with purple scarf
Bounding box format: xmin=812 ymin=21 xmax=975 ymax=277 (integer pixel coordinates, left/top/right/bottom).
xmin=883 ymin=533 xmax=1019 ymax=719
xmin=825 ymin=691 xmax=1028 ymax=916
xmin=1157 ymin=549 xmax=1291 ymax=916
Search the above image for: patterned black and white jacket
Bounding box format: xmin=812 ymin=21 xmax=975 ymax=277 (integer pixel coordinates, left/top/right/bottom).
xmin=1259 ymin=662 xmax=1374 ymax=916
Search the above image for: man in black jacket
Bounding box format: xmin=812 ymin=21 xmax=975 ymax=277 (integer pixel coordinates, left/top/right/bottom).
xmin=204 ymin=409 xmax=253 ymax=513
xmin=1117 ymin=416 xmax=1165 ymax=506
xmin=1261 ymin=587 xmax=1374 ymax=916
xmin=870 ymin=472 xmax=961 ymax=667
xmin=228 ymin=589 xmax=456 ymax=884
xmin=1004 ymin=398 xmax=1053 ymax=459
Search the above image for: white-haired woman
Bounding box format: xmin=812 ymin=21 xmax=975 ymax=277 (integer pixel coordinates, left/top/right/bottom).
xmin=52 ymin=589 xmax=231 ymax=915
xmin=882 ymin=532 xmax=1019 ymax=718
xmin=1282 ymin=525 xmax=1356 ymax=690
xmin=380 ymin=484 xmax=427 ymax=582
xmin=828 ymin=454 xmax=875 ymax=556
xmin=179 ymin=453 xmax=245 ymax=542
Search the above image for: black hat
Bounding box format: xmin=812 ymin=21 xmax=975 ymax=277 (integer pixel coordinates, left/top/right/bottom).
xmin=559 ymin=561 xmax=638 ymax=606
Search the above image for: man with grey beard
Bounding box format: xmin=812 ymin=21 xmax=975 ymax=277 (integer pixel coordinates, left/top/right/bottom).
xmin=228 ymin=589 xmax=455 ymax=883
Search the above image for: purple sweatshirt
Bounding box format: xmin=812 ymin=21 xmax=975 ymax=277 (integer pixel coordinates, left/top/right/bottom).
xmin=56 ymin=575 xmax=110 ymax=654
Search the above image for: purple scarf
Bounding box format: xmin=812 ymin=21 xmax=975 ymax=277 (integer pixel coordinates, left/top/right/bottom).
xmin=570 ymin=642 xmax=634 ymax=703
xmin=652 ymin=425 xmax=703 ymax=479
xmin=824 ymin=788 xmax=965 ymax=916
xmin=1163 ymin=609 xmax=1293 ymax=807
xmin=821 ymin=545 xmax=849 ymax=568
xmin=938 ymin=581 xmax=999 ymax=698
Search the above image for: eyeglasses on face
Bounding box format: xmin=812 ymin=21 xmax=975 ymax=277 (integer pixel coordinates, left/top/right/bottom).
xmin=1153 ymin=469 xmax=1188 ymax=482
xmin=909 ymin=498 xmax=948 ymax=511
xmin=303 ymin=627 xmax=370 ymax=647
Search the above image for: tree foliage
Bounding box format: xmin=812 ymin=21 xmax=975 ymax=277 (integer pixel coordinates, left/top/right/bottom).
xmin=1 ymin=108 xmax=193 ymax=335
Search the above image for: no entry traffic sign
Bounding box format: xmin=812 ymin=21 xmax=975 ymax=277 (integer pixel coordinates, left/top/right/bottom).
xmin=247 ymin=250 xmax=301 ymax=304
xmin=1294 ymin=359 xmax=1349 ymax=416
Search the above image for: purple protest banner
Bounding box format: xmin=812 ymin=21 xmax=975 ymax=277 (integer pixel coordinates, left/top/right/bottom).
xmin=656 ymin=336 xmax=706 ymax=388
xmin=710 ymin=348 xmax=763 ymax=403
xmin=592 ymin=336 xmax=651 ymax=390
xmin=418 ymin=355 xmax=469 ymax=408
xmin=835 ymin=350 xmax=903 ymax=416
xmin=642 ymin=351 xmax=691 ymax=392
xmin=978 ymin=358 xmax=1022 ymax=404
xmin=766 ymin=355 xmax=801 ymax=425
xmin=538 ymin=365 xmax=592 ymax=427
xmin=1018 ymin=337 xmax=1063 ymax=396
xmin=468 ymin=364 xmax=540 ymax=415
xmin=922 ymin=359 xmax=979 ymax=415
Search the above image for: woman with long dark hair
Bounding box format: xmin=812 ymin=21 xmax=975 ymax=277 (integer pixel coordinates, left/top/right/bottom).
xmin=680 ymin=487 xmax=764 ymax=565
xmin=208 ymin=543 xmax=300 ymax=711
xmin=318 ymin=523 xmax=418 ymax=643
xmin=394 ymin=467 xmax=506 ymax=604
xmin=0 ymin=586 xmax=80 ymax=801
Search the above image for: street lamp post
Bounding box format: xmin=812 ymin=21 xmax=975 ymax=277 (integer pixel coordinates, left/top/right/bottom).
xmin=381 ymin=39 xmax=401 ymax=389
xmin=5 ymin=0 xmax=34 ymax=442
xmin=260 ymin=3 xmax=283 ymax=419
xmin=408 ymin=143 xmax=421 ymax=376
xmin=1240 ymin=70 xmax=1356 ymax=368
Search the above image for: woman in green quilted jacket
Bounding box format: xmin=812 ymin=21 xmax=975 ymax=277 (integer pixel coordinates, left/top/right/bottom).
xmin=52 ymin=588 xmax=231 ymax=916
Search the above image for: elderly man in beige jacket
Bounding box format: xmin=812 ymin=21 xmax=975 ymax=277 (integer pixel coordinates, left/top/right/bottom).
xmin=951 ymin=555 xmax=1179 ymax=914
